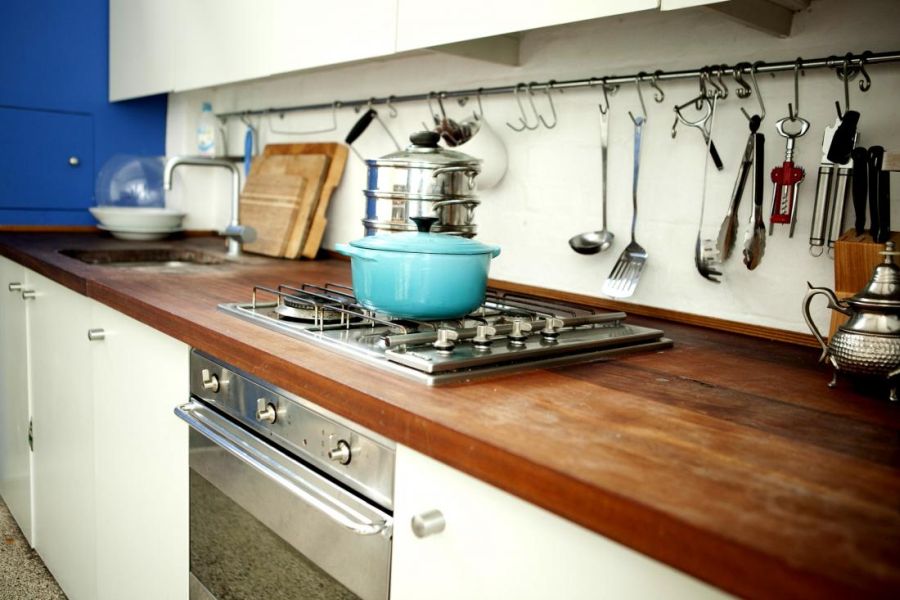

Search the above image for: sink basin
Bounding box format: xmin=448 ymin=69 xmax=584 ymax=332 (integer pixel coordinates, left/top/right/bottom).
xmin=60 ymin=248 xmax=226 ymax=267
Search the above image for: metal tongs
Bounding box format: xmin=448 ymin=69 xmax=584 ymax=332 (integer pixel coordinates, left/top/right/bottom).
xmin=717 ymin=115 xmax=761 ymax=260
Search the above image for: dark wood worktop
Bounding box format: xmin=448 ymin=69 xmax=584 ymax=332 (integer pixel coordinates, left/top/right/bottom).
xmin=2 ymin=232 xmax=898 ymax=599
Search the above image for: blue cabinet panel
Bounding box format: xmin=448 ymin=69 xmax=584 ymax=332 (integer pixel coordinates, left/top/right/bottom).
xmin=0 ymin=107 xmax=94 ymax=220
xmin=0 ymin=0 xmax=167 ymax=226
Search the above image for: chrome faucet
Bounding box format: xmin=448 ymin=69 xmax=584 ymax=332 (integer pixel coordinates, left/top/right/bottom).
xmin=163 ymin=156 xmax=256 ymax=258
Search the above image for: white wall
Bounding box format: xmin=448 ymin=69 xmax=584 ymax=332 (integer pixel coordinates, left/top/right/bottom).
xmin=165 ymin=0 xmax=900 ymax=334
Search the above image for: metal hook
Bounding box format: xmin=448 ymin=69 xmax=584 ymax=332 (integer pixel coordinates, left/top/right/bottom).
xmin=598 ymin=78 xmax=612 ymax=115
xmin=836 ymin=55 xmax=852 ymax=118
xmin=788 ymin=58 xmax=802 ymax=120
xmin=426 ymin=92 xmax=441 ymax=125
xmin=696 ymin=68 xmax=709 ymax=109
xmin=524 ymin=82 xmax=545 ymax=130
xmin=650 ymin=70 xmax=665 ymax=103
xmin=706 ymin=68 xmax=726 ymax=100
xmin=713 ymin=65 xmax=728 ymax=99
xmin=858 ymin=50 xmax=872 ymax=92
xmin=628 ymin=75 xmax=648 ymax=125
xmin=732 ymin=62 xmax=752 ymax=99
xmin=536 ymin=81 xmax=558 ymax=128
xmin=740 ymin=61 xmax=766 ymax=122
xmin=436 ymin=92 xmax=450 ymax=120
xmin=473 ymin=88 xmax=484 ymax=120
xmin=506 ymin=83 xmax=537 ymax=132
xmin=386 ymin=95 xmax=398 ymax=118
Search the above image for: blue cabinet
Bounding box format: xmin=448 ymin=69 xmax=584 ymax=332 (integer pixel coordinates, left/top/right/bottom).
xmin=0 ymin=0 xmax=167 ymax=226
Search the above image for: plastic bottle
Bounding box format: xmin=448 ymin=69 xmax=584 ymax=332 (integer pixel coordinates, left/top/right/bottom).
xmin=196 ymin=102 xmax=218 ymax=157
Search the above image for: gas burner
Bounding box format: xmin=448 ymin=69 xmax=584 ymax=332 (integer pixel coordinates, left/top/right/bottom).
xmin=220 ymin=283 xmax=672 ymax=385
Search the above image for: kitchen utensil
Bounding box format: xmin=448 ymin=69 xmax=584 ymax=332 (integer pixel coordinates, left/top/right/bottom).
xmin=673 ymin=95 xmax=724 ymax=170
xmin=345 ymin=108 xmax=401 ymax=163
xmin=334 ymin=216 xmax=501 ymax=320
xmin=602 ymin=116 xmax=646 ymax=298
xmin=826 ymin=110 xmax=860 ymax=165
xmin=742 ymin=130 xmax=766 ymax=270
xmin=717 ymin=115 xmax=760 ymax=260
xmin=238 ymin=153 xmax=329 ymax=258
xmin=694 ymin=93 xmax=722 ymax=282
xmin=262 ymin=143 xmax=349 ymax=259
xmin=803 ymin=241 xmax=900 ymax=401
xmin=851 ymin=147 xmax=869 ymax=235
xmin=768 ymin=116 xmax=809 ymax=237
xmin=868 ymin=146 xmax=888 ymax=243
xmin=569 ymin=106 xmax=613 ymax=255
xmin=817 ymin=117 xmax=858 ymax=253
xmin=450 ymin=118 xmax=508 ymax=190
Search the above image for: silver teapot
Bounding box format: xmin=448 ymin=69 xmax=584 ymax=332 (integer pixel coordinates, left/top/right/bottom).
xmin=802 ymin=241 xmax=900 ymax=401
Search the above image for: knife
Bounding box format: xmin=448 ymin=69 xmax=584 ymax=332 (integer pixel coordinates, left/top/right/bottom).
xmin=851 ymin=147 xmax=868 ymax=236
xmin=869 ymin=146 xmax=886 ymax=242
xmin=827 ymin=110 xmax=860 ymax=165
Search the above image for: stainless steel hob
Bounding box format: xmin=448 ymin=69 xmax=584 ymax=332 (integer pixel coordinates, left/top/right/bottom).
xmin=220 ymin=283 xmax=672 ymax=385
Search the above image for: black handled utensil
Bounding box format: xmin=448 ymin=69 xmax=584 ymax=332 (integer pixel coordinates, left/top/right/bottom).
xmin=851 ymin=147 xmax=868 ymax=235
xmin=827 ymin=110 xmax=860 ymax=165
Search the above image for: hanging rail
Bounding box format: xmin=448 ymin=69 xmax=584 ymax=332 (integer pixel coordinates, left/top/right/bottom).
xmin=216 ymin=50 xmax=900 ymax=120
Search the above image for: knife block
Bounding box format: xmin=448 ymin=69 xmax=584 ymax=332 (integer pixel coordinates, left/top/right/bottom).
xmin=829 ymin=229 xmax=900 ymax=337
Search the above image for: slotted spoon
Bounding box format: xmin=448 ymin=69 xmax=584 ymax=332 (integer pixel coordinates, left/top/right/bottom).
xmin=603 ymin=116 xmax=647 ymax=298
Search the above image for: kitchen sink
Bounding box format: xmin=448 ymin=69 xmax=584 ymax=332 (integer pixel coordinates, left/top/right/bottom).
xmin=59 ymin=248 xmax=227 ymax=267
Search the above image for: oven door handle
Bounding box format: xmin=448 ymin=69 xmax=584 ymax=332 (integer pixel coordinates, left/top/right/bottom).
xmin=175 ymin=400 xmax=392 ymax=537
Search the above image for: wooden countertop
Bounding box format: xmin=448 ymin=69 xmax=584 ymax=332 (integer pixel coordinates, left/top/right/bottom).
xmin=2 ymin=232 xmax=898 ymax=599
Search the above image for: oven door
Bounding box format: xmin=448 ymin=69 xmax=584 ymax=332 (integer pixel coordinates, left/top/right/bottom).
xmin=176 ymin=400 xmax=392 ymax=600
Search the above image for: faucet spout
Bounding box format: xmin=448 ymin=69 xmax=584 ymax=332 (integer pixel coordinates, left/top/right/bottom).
xmin=163 ymin=156 xmax=255 ymax=258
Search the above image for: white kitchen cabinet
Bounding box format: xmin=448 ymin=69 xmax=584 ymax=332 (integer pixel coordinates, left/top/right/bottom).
xmin=0 ymin=257 xmax=32 ymax=544
xmin=91 ymin=302 xmax=189 ymax=600
xmin=395 ymin=0 xmax=660 ymax=52
xmin=269 ymin=0 xmax=397 ymax=76
xmin=391 ymin=445 xmax=729 ymax=600
xmin=109 ymin=0 xmax=179 ymax=101
xmin=27 ymin=271 xmax=97 ymax=600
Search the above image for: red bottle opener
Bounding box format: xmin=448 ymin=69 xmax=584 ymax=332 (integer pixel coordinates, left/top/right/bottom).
xmin=769 ymin=116 xmax=810 ymax=236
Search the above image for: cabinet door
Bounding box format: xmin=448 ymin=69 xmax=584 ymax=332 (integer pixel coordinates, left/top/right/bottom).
xmin=28 ymin=272 xmax=96 ymax=600
xmin=0 ymin=107 xmax=94 ymax=223
xmin=108 ymin=0 xmax=178 ymax=101
xmin=91 ymin=302 xmax=189 ymax=600
xmin=0 ymin=258 xmax=32 ymax=544
xmin=396 ymin=0 xmax=660 ymax=51
xmin=269 ymin=0 xmax=397 ymax=75
xmin=392 ymin=445 xmax=728 ymax=600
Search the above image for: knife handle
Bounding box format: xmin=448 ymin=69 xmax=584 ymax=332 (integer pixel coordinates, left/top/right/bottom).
xmin=879 ymin=170 xmax=891 ymax=244
xmin=851 ymin=147 xmax=869 ymax=235
xmin=827 ymin=111 xmax=860 ymax=165
xmin=754 ymin=133 xmax=765 ymax=207
xmin=709 ymin=140 xmax=724 ymax=171
xmin=344 ymin=109 xmax=376 ymax=146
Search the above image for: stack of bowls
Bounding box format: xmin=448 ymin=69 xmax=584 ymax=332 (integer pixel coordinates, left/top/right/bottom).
xmin=363 ymin=131 xmax=482 ymax=237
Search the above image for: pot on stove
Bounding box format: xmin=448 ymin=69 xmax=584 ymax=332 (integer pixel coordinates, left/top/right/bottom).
xmin=335 ymin=216 xmax=501 ymax=320
xmin=364 ymin=131 xmax=482 ymax=237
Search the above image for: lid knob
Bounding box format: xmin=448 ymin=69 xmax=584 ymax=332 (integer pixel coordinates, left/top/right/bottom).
xmin=880 ymin=241 xmax=900 ymax=264
xmin=410 ymin=131 xmax=440 ymax=148
xmin=410 ymin=216 xmax=439 ymax=233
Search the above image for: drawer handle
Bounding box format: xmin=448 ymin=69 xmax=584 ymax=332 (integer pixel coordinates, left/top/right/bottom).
xmin=68 ymin=156 xmax=80 ymax=167
xmin=87 ymin=328 xmax=106 ymax=341
xmin=21 ymin=290 xmax=35 ymax=300
xmin=8 ymin=282 xmax=22 ymax=292
xmin=411 ymin=509 xmax=445 ymax=538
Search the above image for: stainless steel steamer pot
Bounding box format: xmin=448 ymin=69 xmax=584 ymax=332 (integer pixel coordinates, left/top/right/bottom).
xmin=363 ymin=131 xmax=482 ymax=236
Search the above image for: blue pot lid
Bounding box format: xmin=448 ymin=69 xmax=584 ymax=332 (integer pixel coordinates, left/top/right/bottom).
xmin=349 ymin=232 xmax=501 ymax=256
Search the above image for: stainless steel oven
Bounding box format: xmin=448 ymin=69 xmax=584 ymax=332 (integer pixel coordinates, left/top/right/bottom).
xmin=176 ymin=350 xmax=395 ymax=600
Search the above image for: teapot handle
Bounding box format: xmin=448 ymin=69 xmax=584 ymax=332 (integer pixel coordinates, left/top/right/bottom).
xmin=802 ymin=283 xmax=851 ymax=361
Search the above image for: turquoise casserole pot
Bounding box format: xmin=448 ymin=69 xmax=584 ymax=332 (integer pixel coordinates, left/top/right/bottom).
xmin=335 ymin=219 xmax=501 ymax=320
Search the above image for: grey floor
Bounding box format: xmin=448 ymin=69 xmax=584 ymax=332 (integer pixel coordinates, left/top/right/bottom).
xmin=0 ymin=498 xmax=65 ymax=599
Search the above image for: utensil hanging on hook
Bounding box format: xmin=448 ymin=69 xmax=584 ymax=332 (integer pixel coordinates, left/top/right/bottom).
xmin=674 ymin=93 xmax=724 ymax=171
xmin=827 ymin=54 xmax=862 ymax=165
xmin=569 ymin=93 xmax=614 ymax=255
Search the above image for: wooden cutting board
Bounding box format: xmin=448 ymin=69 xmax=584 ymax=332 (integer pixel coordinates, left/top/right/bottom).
xmin=263 ymin=143 xmax=349 ymax=259
xmin=239 ymin=153 xmax=329 ymax=258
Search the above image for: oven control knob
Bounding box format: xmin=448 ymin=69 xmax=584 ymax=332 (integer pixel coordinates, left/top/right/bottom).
xmin=472 ymin=325 xmax=497 ymax=350
xmin=328 ymin=440 xmax=352 ymax=465
xmin=433 ymin=329 xmax=459 ymax=353
xmin=256 ymin=398 xmax=277 ymax=424
xmin=541 ymin=317 xmax=565 ymax=342
xmin=201 ymin=369 xmax=220 ymax=393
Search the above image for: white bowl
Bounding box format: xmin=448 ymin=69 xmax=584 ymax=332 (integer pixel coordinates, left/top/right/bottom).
xmin=97 ymin=225 xmax=183 ymax=241
xmin=90 ymin=206 xmax=186 ymax=230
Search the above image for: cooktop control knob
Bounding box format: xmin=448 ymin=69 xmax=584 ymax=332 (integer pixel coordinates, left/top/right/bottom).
xmin=433 ymin=329 xmax=459 ymax=353
xmin=328 ymin=440 xmax=352 ymax=465
xmin=201 ymin=368 xmax=220 ymax=393
xmin=472 ymin=325 xmax=497 ymax=351
xmin=507 ymin=320 xmax=533 ymax=346
xmin=541 ymin=318 xmax=565 ymax=342
xmin=255 ymin=398 xmax=277 ymax=424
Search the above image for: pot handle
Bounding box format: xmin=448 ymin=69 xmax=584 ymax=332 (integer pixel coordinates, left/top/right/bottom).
xmin=432 ymin=165 xmax=481 ymax=189
xmin=802 ymin=283 xmax=850 ymax=361
xmin=432 ymin=198 xmax=481 ymax=223
xmin=334 ymin=243 xmax=378 ymax=262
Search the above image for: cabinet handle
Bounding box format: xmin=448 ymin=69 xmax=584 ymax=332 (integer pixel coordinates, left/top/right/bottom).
xmin=87 ymin=328 xmax=106 ymax=341
xmin=8 ymin=282 xmax=22 ymax=292
xmin=68 ymin=156 xmax=80 ymax=167
xmin=21 ymin=290 xmax=35 ymax=300
xmin=411 ymin=509 xmax=445 ymax=538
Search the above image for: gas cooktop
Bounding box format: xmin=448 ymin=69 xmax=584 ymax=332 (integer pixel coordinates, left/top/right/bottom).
xmin=220 ymin=282 xmax=671 ymax=385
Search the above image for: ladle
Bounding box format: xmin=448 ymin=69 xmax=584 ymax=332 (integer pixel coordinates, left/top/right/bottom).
xmin=569 ymin=105 xmax=613 ymax=254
